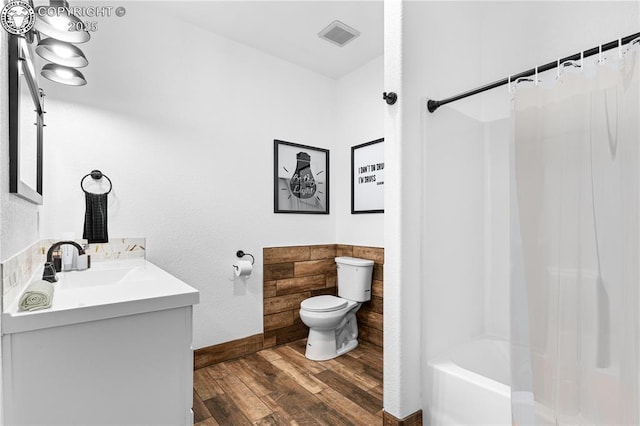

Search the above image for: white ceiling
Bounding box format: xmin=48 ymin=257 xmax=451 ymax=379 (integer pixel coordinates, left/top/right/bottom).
xmin=152 ymin=1 xmax=384 ymax=79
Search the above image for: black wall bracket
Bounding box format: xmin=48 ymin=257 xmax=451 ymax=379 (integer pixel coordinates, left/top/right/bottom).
xmin=236 ymin=250 xmax=255 ymax=265
xmin=383 ymin=92 xmax=398 ymax=105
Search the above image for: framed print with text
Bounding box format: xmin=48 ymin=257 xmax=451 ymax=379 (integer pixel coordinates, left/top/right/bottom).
xmin=351 ymin=138 xmax=384 ymax=214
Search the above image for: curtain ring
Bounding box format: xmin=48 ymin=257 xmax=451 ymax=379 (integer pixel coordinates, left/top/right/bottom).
xmin=618 ymin=38 xmax=623 ymax=59
xmin=557 ymin=59 xmax=561 ymax=79
xmin=598 ymin=44 xmax=603 ymax=64
xmin=534 ymin=67 xmax=539 ymax=86
xmin=508 ymin=74 xmax=512 ymax=94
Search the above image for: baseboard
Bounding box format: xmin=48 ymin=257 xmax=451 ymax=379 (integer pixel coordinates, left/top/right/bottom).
xmin=194 ymin=333 xmax=264 ymax=369
xmin=382 ymin=409 xmax=423 ymax=426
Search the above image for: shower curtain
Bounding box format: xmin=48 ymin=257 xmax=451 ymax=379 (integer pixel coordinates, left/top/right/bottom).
xmin=510 ymin=41 xmax=640 ymax=425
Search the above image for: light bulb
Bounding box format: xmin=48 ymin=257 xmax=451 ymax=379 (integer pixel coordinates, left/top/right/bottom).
xmin=290 ymin=152 xmax=316 ymax=199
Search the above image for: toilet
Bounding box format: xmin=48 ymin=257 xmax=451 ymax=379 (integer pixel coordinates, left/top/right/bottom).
xmin=299 ymin=256 xmax=374 ymax=361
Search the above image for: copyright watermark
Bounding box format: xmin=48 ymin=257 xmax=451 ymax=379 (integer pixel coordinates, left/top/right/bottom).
xmin=36 ymin=5 xmax=123 ymax=18
xmin=1 ymin=0 xmax=35 ymax=35
xmin=1 ymin=2 xmax=126 ymax=35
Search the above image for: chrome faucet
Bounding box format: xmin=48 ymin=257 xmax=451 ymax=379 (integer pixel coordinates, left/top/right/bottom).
xmin=42 ymin=241 xmax=88 ymax=283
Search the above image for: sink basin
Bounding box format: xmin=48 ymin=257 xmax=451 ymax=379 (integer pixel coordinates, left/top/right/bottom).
xmin=57 ymin=263 xmax=155 ymax=289
xmin=59 ymin=268 xmax=130 ymax=289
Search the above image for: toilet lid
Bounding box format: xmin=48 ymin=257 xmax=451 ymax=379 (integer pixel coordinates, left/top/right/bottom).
xmin=301 ymin=295 xmax=348 ymax=312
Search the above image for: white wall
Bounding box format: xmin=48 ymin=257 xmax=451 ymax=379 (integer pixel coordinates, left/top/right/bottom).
xmin=39 ymin=4 xmax=384 ymax=349
xmin=40 ymin=5 xmax=339 ymax=349
xmin=335 ymin=55 xmax=384 ymax=246
xmin=391 ymin=0 xmax=639 ymax=421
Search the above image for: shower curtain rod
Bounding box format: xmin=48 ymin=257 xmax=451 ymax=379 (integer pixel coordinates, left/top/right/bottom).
xmin=427 ymin=31 xmax=640 ymax=113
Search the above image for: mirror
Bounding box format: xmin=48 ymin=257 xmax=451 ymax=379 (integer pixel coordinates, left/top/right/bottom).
xmin=9 ymin=34 xmax=44 ymax=205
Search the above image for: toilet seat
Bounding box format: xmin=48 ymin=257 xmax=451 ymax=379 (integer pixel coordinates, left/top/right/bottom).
xmin=300 ymin=295 xmax=348 ymax=313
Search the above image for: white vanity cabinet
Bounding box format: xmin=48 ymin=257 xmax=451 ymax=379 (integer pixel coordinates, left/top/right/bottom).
xmin=1 ymin=259 xmax=199 ymax=426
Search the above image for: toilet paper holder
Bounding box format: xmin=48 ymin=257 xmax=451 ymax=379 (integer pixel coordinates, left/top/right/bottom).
xmin=235 ymin=250 xmax=255 ymax=265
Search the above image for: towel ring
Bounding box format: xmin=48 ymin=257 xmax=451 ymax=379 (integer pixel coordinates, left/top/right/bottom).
xmin=80 ymin=170 xmax=112 ymax=195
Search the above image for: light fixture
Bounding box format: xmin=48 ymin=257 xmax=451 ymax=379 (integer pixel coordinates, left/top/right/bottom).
xmin=41 ymin=63 xmax=86 ymax=86
xmin=34 ymin=1 xmax=90 ymax=43
xmin=36 ymin=37 xmax=88 ymax=68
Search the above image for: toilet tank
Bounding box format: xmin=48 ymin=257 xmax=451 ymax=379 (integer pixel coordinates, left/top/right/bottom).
xmin=335 ymin=256 xmax=374 ymax=302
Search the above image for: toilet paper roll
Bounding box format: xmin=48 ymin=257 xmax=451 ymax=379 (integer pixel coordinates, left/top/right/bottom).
xmin=233 ymin=260 xmax=253 ymax=277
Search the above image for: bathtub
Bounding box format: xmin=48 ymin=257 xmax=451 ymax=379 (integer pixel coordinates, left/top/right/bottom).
xmin=427 ymin=337 xmax=511 ymax=425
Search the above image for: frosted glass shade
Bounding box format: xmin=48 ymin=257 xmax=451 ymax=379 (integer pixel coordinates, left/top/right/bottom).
xmin=36 ymin=38 xmax=88 ymax=68
xmin=41 ymin=63 xmax=86 ymax=86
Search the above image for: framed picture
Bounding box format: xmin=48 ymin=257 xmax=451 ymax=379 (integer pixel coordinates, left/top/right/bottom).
xmin=274 ymin=140 xmax=329 ymax=214
xmin=351 ymin=138 xmax=384 ymax=214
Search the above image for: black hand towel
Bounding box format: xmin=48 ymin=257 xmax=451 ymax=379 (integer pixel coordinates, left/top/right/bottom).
xmin=83 ymin=192 xmax=109 ymax=243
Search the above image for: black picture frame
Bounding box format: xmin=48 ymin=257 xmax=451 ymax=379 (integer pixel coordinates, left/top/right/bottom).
xmin=274 ymin=140 xmax=329 ymax=214
xmin=351 ymin=138 xmax=384 ymax=214
xmin=9 ymin=34 xmax=44 ymax=205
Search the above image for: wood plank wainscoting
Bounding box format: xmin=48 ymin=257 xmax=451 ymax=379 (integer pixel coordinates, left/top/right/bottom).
xmin=195 ymin=244 xmax=384 ymax=370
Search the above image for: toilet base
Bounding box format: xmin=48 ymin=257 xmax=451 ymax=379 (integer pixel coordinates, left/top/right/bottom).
xmin=305 ymin=328 xmax=359 ymax=361
xmin=336 ymin=339 xmax=358 ymax=357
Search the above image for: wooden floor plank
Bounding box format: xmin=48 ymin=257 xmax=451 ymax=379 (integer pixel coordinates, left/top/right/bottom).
xmin=216 ymin=373 xmax=273 ymax=422
xmin=192 ymin=389 xmax=212 ymax=423
xmin=204 ymin=393 xmax=253 ymax=426
xmin=258 ymin=347 xmax=284 ymax=362
xmin=331 ymin=352 xmax=383 ymax=383
xmin=195 ymin=416 xmax=220 ymax=426
xmin=369 ymin=384 xmax=384 ymax=401
xmin=270 ymin=357 xmax=327 ymax=394
xmin=274 ymin=344 xmax=328 ymax=375
xmin=323 ymin=358 xmax=380 ymax=391
xmin=289 ymin=339 xmax=308 ymax=355
xmin=314 ymin=370 xmax=382 ymax=415
xmin=355 ymin=347 xmax=384 ymax=372
xmin=204 ymin=361 xmax=232 ymax=380
xmin=253 ymin=411 xmax=291 ymax=426
xmin=224 ymin=358 xmax=276 ymax=397
xmin=305 ymin=401 xmax=355 ymax=426
xmin=194 ymin=368 xmax=224 ymax=400
xmin=262 ymin=389 xmax=322 ymax=425
xmin=315 ymin=387 xmax=380 ymax=425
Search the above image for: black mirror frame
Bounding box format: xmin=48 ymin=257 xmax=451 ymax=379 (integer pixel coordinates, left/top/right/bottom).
xmin=9 ymin=34 xmax=44 ymax=205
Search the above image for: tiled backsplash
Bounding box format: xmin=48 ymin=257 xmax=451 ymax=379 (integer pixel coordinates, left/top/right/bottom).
xmin=1 ymin=238 xmax=145 ymax=310
xmin=1 ymin=240 xmax=45 ymax=310
xmin=82 ymin=238 xmax=146 ymax=261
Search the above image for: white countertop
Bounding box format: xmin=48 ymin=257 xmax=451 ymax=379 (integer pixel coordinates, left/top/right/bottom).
xmin=2 ymin=258 xmax=200 ymax=334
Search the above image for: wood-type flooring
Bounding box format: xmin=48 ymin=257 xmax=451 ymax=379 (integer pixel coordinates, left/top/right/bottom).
xmin=193 ymin=339 xmax=383 ymax=425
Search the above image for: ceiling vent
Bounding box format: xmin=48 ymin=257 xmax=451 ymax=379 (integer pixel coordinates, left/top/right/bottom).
xmin=318 ymin=20 xmax=360 ymax=47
